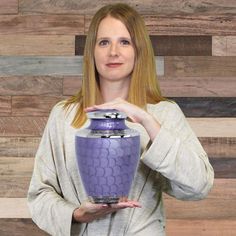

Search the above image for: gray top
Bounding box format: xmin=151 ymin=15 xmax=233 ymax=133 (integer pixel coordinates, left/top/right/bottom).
xmin=27 ymin=101 xmax=214 ymax=236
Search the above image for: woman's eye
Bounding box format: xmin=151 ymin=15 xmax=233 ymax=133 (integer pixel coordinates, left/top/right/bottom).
xmin=98 ymin=40 xmax=109 ymax=46
xmin=120 ymin=40 xmax=131 ymax=45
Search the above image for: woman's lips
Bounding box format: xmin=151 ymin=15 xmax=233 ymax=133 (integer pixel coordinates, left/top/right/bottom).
xmin=106 ymin=63 xmax=123 ymax=68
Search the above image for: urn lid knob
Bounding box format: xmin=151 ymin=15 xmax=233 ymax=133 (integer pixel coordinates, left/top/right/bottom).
xmin=87 ymin=109 xmax=127 ymax=119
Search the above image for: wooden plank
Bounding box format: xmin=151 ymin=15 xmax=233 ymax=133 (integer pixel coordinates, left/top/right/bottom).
xmin=165 ymin=56 xmax=236 ymax=77
xmin=199 ymin=137 xmax=236 ymax=159
xmin=63 ymin=76 xmax=82 ymax=95
xmin=171 ymin=97 xmax=236 ymax=117
xmin=0 ymin=56 xmax=164 ymax=76
xmin=0 ymin=96 xmax=11 ymax=116
xmin=159 ymin=77 xmax=236 ymax=97
xmin=0 ymin=117 xmax=47 ymax=137
xmin=75 ymin=35 xmax=212 ymax=56
xmin=0 ymin=0 xmax=18 ymax=14
xmin=19 ymin=0 xmax=236 ymax=15
xmin=166 ymin=219 xmax=236 ymax=236
xmin=0 ymin=15 xmax=84 ymax=35
xmin=85 ymin=15 xmax=236 ymax=35
xmin=0 ymin=76 xmax=63 ymax=96
xmin=0 ymin=137 xmax=40 ymax=158
xmin=213 ymin=36 xmax=236 ymax=56
xmin=0 ymin=36 xmax=75 ymax=56
xmin=188 ymin=118 xmax=236 ymax=138
xmin=12 ymin=96 xmax=66 ymax=116
xmin=0 ymin=219 xmax=47 ymax=236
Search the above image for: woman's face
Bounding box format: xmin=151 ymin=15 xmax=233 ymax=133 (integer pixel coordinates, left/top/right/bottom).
xmin=94 ymin=16 xmax=135 ymax=83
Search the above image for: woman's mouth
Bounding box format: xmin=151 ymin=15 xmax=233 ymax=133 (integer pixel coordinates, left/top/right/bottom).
xmin=106 ymin=63 xmax=123 ymax=68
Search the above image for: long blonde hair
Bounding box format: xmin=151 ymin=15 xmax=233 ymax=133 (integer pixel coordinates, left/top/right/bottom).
xmin=64 ymin=3 xmax=165 ymax=128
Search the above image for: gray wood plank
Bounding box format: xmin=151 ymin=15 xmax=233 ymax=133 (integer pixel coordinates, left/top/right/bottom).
xmin=0 ymin=56 xmax=164 ymax=76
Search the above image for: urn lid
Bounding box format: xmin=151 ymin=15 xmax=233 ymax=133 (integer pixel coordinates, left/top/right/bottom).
xmin=87 ymin=109 xmax=127 ymax=119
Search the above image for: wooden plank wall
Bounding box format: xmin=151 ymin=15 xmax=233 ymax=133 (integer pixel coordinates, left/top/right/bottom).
xmin=0 ymin=0 xmax=236 ymax=235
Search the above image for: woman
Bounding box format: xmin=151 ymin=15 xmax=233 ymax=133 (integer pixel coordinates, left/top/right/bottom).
xmin=28 ymin=3 xmax=214 ymax=236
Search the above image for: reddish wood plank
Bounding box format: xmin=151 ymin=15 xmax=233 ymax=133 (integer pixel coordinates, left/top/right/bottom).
xmin=166 ymin=219 xmax=236 ymax=236
xmin=63 ymin=76 xmax=82 ymax=95
xmin=12 ymin=96 xmax=67 ymax=116
xmin=0 ymin=0 xmax=18 ymax=14
xmin=165 ymin=56 xmax=236 ymax=77
xmin=0 ymin=36 xmax=75 ymax=56
xmin=0 ymin=76 xmax=63 ymax=96
xmin=0 ymin=15 xmax=84 ymax=35
xmin=0 ymin=96 xmax=11 ymax=116
xmin=85 ymin=15 xmax=236 ymax=35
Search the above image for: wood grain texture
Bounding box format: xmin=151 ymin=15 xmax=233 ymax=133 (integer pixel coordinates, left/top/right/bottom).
xmin=166 ymin=219 xmax=236 ymax=236
xmin=0 ymin=76 xmax=63 ymax=96
xmin=19 ymin=0 xmax=236 ymax=14
xmin=0 ymin=35 xmax=75 ymax=56
xmin=12 ymin=95 xmax=66 ymax=116
xmin=213 ymin=36 xmax=236 ymax=56
xmin=159 ymin=77 xmax=236 ymax=97
xmin=75 ymin=35 xmax=212 ymax=56
xmin=165 ymin=56 xmax=236 ymax=77
xmin=0 ymin=15 xmax=84 ymax=35
xmin=172 ymin=97 xmax=236 ymax=117
xmin=0 ymin=96 xmax=11 ymax=116
xmin=0 ymin=0 xmax=18 ymax=14
xmin=211 ymin=158 xmax=236 ymax=178
xmin=63 ymin=76 xmax=82 ymax=95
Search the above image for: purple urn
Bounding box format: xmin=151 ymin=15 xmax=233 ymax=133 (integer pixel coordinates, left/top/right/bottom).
xmin=75 ymin=109 xmax=140 ymax=204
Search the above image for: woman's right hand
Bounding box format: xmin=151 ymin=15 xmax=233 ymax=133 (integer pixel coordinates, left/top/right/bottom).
xmin=73 ymin=200 xmax=141 ymax=223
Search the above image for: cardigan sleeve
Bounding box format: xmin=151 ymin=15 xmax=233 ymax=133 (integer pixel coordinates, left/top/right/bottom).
xmin=27 ymin=105 xmax=79 ymax=236
xmin=141 ymin=102 xmax=214 ymax=200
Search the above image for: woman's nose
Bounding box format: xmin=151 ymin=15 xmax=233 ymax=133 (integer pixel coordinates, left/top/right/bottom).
xmin=109 ymin=43 xmax=119 ymax=56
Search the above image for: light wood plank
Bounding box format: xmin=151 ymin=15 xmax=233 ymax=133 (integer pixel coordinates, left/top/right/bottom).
xmin=159 ymin=77 xmax=236 ymax=97
xmin=12 ymin=95 xmax=66 ymax=116
xmin=0 ymin=36 xmax=75 ymax=56
xmin=0 ymin=15 xmax=84 ymax=35
xmin=0 ymin=0 xmax=18 ymax=14
xmin=165 ymin=56 xmax=236 ymax=77
xmin=213 ymin=36 xmax=236 ymax=56
xmin=0 ymin=76 xmax=63 ymax=96
xmin=0 ymin=137 xmax=40 ymax=158
xmin=19 ymin=0 xmax=236 ymax=15
xmin=166 ymin=219 xmax=236 ymax=236
xmin=0 ymin=96 xmax=11 ymax=116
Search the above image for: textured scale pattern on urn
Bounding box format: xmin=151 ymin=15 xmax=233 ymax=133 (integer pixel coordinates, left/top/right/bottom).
xmin=75 ymin=110 xmax=140 ymax=204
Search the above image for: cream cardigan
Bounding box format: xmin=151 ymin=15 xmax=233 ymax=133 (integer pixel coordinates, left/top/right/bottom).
xmin=28 ymin=101 xmax=214 ymax=236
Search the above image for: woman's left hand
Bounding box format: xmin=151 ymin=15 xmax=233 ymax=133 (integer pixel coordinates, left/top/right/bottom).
xmin=85 ymin=98 xmax=161 ymax=141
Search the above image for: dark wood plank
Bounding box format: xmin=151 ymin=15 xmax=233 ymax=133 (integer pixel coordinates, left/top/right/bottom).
xmin=0 ymin=0 xmax=18 ymax=14
xmin=85 ymin=15 xmax=236 ymax=35
xmin=0 ymin=137 xmax=40 ymax=158
xmin=0 ymin=219 xmax=48 ymax=236
xmin=171 ymin=97 xmax=236 ymax=117
xmin=0 ymin=76 xmax=63 ymax=96
xmin=159 ymin=77 xmax=236 ymax=97
xmin=0 ymin=15 xmax=84 ymax=35
xmin=0 ymin=117 xmax=47 ymax=137
xmin=75 ymin=35 xmax=212 ymax=56
xmin=12 ymin=96 xmax=67 ymax=116
xmin=165 ymin=56 xmax=236 ymax=77
xmin=0 ymin=96 xmax=11 ymax=116
xmin=19 ymin=0 xmax=236 ymax=15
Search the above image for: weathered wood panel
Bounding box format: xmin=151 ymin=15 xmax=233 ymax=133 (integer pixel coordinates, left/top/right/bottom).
xmin=19 ymin=0 xmax=236 ymax=15
xmin=0 ymin=36 xmax=75 ymax=56
xmin=84 ymin=15 xmax=236 ymax=35
xmin=0 ymin=76 xmax=63 ymax=96
xmin=0 ymin=137 xmax=40 ymax=158
xmin=0 ymin=15 xmax=84 ymax=35
xmin=213 ymin=36 xmax=236 ymax=56
xmin=0 ymin=0 xmax=18 ymax=14
xmin=166 ymin=219 xmax=236 ymax=236
xmin=165 ymin=56 xmax=236 ymax=77
xmin=159 ymin=77 xmax=236 ymax=97
xmin=63 ymin=76 xmax=82 ymax=95
xmin=0 ymin=96 xmax=11 ymax=116
xmin=211 ymin=158 xmax=236 ymax=178
xmin=1 ymin=219 xmax=235 ymax=236
xmin=12 ymin=95 xmax=66 ymax=116
xmin=172 ymin=97 xmax=236 ymax=117
xmin=75 ymin=35 xmax=212 ymax=56
xmin=0 ymin=56 xmax=164 ymax=76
